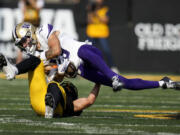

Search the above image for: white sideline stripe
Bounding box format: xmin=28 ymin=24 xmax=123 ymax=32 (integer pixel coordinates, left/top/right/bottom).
xmin=0 ymin=118 xmax=180 ymax=128
xmin=53 ymin=122 xmax=74 ymax=126
xmin=0 ymin=123 xmax=180 ymax=135
xmin=0 ymin=118 xmax=180 ymax=135
xmin=0 ymin=130 xmax=179 ymax=135
xmin=0 ymin=130 xmax=124 ymax=135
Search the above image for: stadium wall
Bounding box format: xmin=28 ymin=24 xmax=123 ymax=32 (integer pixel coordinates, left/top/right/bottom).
xmin=0 ymin=0 xmax=180 ymax=74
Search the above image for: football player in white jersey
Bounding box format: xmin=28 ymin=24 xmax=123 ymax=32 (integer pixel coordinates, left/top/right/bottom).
xmin=11 ymin=22 xmax=180 ymax=92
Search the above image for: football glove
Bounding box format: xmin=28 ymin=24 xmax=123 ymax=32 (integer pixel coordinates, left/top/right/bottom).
xmin=0 ymin=54 xmax=18 ymax=80
xmin=57 ymin=59 xmax=70 ymax=75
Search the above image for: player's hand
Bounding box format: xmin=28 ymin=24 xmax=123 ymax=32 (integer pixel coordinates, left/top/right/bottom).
xmin=58 ymin=59 xmax=70 ymax=75
xmin=3 ymin=66 xmax=16 ymax=81
xmin=6 ymin=72 xmax=15 ymax=80
xmin=36 ymin=50 xmax=49 ymax=65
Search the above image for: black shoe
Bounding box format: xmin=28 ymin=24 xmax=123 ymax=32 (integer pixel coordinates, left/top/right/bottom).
xmin=161 ymin=77 xmax=171 ymax=89
xmin=112 ymin=75 xmax=124 ymax=92
xmin=161 ymin=76 xmax=180 ymax=90
xmin=0 ymin=53 xmax=7 ymax=69
xmin=45 ymin=93 xmax=55 ymax=118
xmin=171 ymin=82 xmax=180 ymax=90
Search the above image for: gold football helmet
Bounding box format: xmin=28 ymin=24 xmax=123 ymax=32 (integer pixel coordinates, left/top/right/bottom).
xmin=12 ymin=22 xmax=37 ymax=54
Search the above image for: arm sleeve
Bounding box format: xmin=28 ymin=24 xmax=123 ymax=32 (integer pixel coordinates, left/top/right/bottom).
xmin=37 ymin=24 xmax=55 ymax=42
xmin=16 ymin=55 xmax=41 ymax=74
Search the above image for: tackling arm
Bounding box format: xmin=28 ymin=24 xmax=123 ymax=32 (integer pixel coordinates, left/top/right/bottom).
xmin=45 ymin=31 xmax=61 ymax=60
xmin=73 ymin=83 xmax=101 ymax=112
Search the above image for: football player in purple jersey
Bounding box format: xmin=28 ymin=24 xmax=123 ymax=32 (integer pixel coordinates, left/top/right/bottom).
xmin=11 ymin=22 xmax=180 ymax=92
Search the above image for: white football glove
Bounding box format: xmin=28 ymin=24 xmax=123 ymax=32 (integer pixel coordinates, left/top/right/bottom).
xmin=3 ymin=66 xmax=17 ymax=80
xmin=57 ymin=59 xmax=70 ymax=75
xmin=34 ymin=50 xmax=49 ymax=65
xmin=2 ymin=62 xmax=18 ymax=81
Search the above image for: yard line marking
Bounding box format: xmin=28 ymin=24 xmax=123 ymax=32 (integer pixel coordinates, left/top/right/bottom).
xmin=92 ymin=104 xmax=180 ymax=108
xmin=86 ymin=109 xmax=180 ymax=113
xmin=53 ymin=122 xmax=74 ymax=126
xmin=134 ymin=114 xmax=180 ymax=120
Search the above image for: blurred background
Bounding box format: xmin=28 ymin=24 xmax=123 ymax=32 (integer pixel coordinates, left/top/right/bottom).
xmin=1 ymin=0 xmax=180 ymax=74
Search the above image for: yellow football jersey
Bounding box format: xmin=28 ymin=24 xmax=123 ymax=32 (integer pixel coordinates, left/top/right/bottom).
xmin=24 ymin=5 xmax=40 ymax=26
xmin=86 ymin=6 xmax=110 ymax=38
xmin=28 ymin=61 xmax=66 ymax=116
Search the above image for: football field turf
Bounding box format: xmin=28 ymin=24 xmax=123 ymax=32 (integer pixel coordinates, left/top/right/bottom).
xmin=0 ymin=77 xmax=180 ymax=135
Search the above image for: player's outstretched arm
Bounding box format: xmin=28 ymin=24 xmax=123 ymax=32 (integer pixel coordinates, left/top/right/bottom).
xmin=73 ymin=83 xmax=101 ymax=112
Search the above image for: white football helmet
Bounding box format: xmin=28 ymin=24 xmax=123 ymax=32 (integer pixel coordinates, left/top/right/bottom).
xmin=12 ymin=22 xmax=37 ymax=55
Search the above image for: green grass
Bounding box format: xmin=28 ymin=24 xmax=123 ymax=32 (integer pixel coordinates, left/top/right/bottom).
xmin=0 ymin=78 xmax=180 ymax=135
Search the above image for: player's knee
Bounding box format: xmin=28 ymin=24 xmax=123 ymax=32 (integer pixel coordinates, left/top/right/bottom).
xmin=47 ymin=82 xmax=63 ymax=106
xmin=78 ymin=46 xmax=87 ymax=58
xmin=47 ymin=83 xmax=59 ymax=94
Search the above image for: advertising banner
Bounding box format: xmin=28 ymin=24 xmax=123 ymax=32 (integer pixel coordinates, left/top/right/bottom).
xmin=0 ymin=0 xmax=180 ymax=73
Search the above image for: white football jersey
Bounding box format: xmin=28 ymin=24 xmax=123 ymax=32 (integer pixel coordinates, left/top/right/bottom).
xmin=36 ymin=24 xmax=86 ymax=68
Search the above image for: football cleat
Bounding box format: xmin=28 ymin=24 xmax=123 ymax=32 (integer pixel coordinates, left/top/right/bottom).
xmin=160 ymin=77 xmax=172 ymax=89
xmin=0 ymin=53 xmax=17 ymax=80
xmin=45 ymin=93 xmax=55 ymax=118
xmin=161 ymin=76 xmax=180 ymax=90
xmin=0 ymin=53 xmax=7 ymax=69
xmin=112 ymin=75 xmax=124 ymax=92
xmin=168 ymin=82 xmax=180 ymax=90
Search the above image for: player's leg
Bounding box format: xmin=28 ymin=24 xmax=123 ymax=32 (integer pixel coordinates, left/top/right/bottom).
xmin=29 ymin=62 xmax=65 ymax=118
xmin=0 ymin=53 xmax=47 ymax=115
xmin=78 ymin=52 xmax=180 ymax=91
xmin=45 ymin=81 xmax=66 ymax=118
xmin=28 ymin=61 xmax=48 ymax=116
xmin=78 ymin=45 xmax=117 ymax=81
xmin=79 ymin=64 xmax=160 ymax=90
xmin=78 ymin=45 xmax=125 ymax=90
xmin=0 ymin=54 xmax=48 ymax=116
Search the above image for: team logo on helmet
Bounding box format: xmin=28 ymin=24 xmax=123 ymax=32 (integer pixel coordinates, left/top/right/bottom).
xmin=12 ymin=22 xmax=37 ymax=55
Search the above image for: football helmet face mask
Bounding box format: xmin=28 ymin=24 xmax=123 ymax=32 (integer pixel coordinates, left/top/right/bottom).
xmin=12 ymin=22 xmax=37 ymax=55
